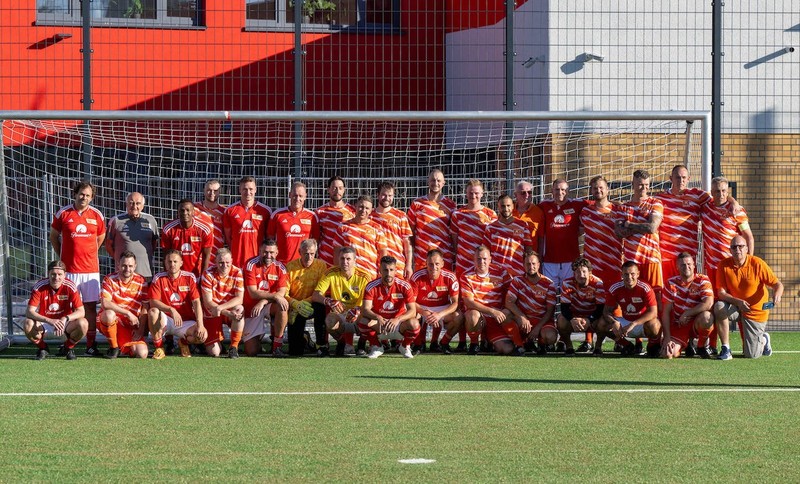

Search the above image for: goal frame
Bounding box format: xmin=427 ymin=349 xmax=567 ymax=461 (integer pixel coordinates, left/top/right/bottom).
xmin=0 ymin=110 xmax=712 ymax=337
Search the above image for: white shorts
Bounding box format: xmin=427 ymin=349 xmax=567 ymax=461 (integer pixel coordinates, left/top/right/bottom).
xmin=243 ymin=306 xmax=270 ymax=342
xmin=543 ymin=263 xmax=572 ymax=289
xmin=157 ymin=312 xmax=197 ymax=339
xmin=40 ymin=320 xmax=70 ymax=339
xmin=67 ymin=272 xmax=101 ymax=303
xmin=617 ymin=318 xmax=645 ymax=338
xmin=418 ymin=304 xmax=450 ymax=313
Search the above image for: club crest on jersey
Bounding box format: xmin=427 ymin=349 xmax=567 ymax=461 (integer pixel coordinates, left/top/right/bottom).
xmin=564 ymin=208 xmax=575 ymax=215
xmin=252 ymin=214 xmax=263 ymax=221
xmin=300 ymin=219 xmax=311 ymax=225
xmin=57 ymin=295 xmax=69 ymax=301
xmin=268 ymin=274 xmax=278 ymax=281
xmin=86 ymin=218 xmax=97 ymax=225
xmin=190 ymin=236 xmax=201 ymax=242
xmin=391 ymin=293 xmax=404 ymax=299
xmin=179 ymin=286 xmax=189 ymax=292
xmin=435 ymin=286 xmax=447 ymax=292
xmin=632 ymin=297 xmax=643 ymax=303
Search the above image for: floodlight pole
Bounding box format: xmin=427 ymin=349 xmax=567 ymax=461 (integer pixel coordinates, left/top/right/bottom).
xmin=503 ymin=0 xmax=516 ymax=193
xmin=711 ymin=0 xmax=723 ymax=177
xmin=81 ymin=0 xmax=93 ymax=182
xmin=292 ymin=0 xmax=304 ymax=180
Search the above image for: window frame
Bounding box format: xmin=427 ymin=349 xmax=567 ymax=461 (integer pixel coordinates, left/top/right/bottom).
xmin=244 ymin=0 xmax=401 ymax=34
xmin=36 ymin=0 xmax=205 ymax=29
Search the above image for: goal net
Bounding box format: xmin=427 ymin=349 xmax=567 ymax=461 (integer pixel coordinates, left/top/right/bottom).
xmin=0 ymin=111 xmax=709 ymax=335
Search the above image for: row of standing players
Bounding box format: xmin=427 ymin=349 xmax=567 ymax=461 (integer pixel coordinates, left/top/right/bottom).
xmin=24 ymin=167 xmax=782 ymax=360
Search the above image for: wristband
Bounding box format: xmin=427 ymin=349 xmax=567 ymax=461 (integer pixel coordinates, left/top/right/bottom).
xmin=64 ymin=315 xmax=70 ymax=323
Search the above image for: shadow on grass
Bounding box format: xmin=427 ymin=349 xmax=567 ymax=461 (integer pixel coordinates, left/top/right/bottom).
xmin=355 ymin=375 xmax=800 ymax=389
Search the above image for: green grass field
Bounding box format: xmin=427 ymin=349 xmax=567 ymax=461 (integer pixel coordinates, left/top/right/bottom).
xmin=2 ymin=333 xmax=799 ymax=482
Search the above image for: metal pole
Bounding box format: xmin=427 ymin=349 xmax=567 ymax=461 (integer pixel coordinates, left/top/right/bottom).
xmin=711 ymin=0 xmax=723 ymax=177
xmin=293 ymin=1 xmax=305 ymax=180
xmin=504 ymin=0 xmax=516 ymax=193
xmin=81 ymin=0 xmax=93 ymax=182
xmin=701 ymin=113 xmax=712 ymax=191
xmin=0 ymin=121 xmax=13 ymax=336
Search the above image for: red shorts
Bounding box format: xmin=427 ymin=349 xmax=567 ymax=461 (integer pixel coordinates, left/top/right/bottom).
xmin=483 ymin=317 xmax=511 ymax=344
xmin=97 ymin=316 xmax=146 ymax=354
xmin=204 ymin=316 xmax=231 ymax=345
xmin=668 ymin=318 xmax=693 ymax=348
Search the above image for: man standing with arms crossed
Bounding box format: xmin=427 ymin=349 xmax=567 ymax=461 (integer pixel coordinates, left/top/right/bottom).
xmin=50 ymin=181 xmax=105 ymax=356
xmin=483 ymin=195 xmax=533 ymax=277
xmin=714 ymin=235 xmax=782 ymax=360
xmin=408 ymin=169 xmax=457 ymax=272
xmin=316 ymin=175 xmax=355 ymax=266
xmin=371 ymin=181 xmax=413 ymax=280
xmin=224 ymin=176 xmax=272 ymax=268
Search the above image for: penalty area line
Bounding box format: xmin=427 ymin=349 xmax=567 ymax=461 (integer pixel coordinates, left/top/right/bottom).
xmin=0 ymin=387 xmax=799 ymax=397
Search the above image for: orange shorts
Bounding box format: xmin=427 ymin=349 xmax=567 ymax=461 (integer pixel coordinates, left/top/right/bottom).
xmin=204 ymin=316 xmax=232 ymax=345
xmin=97 ymin=316 xmax=146 ymax=354
xmin=638 ymin=261 xmax=663 ymax=290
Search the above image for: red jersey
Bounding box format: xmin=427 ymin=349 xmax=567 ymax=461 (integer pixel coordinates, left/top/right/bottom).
xmin=51 ymin=205 xmax=106 ymax=273
xmin=194 ymin=202 xmax=226 ymax=263
xmin=100 ymin=273 xmax=149 ymax=321
xmin=267 ymin=207 xmax=320 ymax=264
xmin=580 ymin=202 xmax=623 ymax=282
xmin=483 ymin=218 xmax=534 ymax=276
xmin=538 ymin=199 xmax=587 ymax=263
xmin=364 ymin=278 xmax=416 ymax=319
xmin=410 ymin=268 xmax=459 ymax=308
xmin=370 ymin=208 xmax=413 ymax=276
xmin=28 ymin=278 xmax=83 ymax=319
xmin=451 ymin=206 xmax=497 ymax=276
xmin=200 ymin=265 xmax=245 ymax=316
xmin=407 ymin=196 xmax=457 ymax=272
xmin=333 ymin=219 xmax=386 ymax=277
xmin=617 ymin=197 xmax=664 ymax=264
xmin=316 ymin=203 xmax=355 ymax=265
xmin=149 ymin=271 xmax=201 ymax=321
xmin=701 ymin=201 xmax=750 ymax=270
xmin=507 ymin=275 xmax=557 ymax=319
xmin=560 ymin=275 xmax=606 ymax=317
xmin=161 ymin=219 xmax=214 ymax=276
xmin=655 ymin=188 xmax=711 ymax=259
xmin=663 ymin=274 xmax=713 ymax=320
xmin=223 ymin=201 xmax=272 ymax=268
xmin=606 ymin=280 xmax=657 ymax=320
xmin=460 ymin=268 xmax=511 ymax=308
xmin=243 ymin=257 xmax=288 ymax=313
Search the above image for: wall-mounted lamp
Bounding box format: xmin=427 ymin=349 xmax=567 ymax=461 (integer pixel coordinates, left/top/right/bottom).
xmin=522 ymin=56 xmax=545 ymax=68
xmin=783 ymin=46 xmax=795 ymax=54
xmin=580 ymin=52 xmax=604 ymax=63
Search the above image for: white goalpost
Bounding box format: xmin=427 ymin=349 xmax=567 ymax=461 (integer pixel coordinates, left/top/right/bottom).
xmin=0 ymin=110 xmax=711 ymax=339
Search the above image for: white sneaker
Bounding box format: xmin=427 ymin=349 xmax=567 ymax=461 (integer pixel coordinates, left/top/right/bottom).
xmin=367 ymin=345 xmax=384 ymax=359
xmin=763 ymin=332 xmax=772 ymax=357
xmin=398 ymin=344 xmax=414 ymax=359
xmin=344 ymin=344 xmax=356 ymax=356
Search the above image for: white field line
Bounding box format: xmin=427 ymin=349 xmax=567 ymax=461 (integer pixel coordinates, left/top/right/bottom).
xmin=0 ymin=388 xmax=798 ymax=397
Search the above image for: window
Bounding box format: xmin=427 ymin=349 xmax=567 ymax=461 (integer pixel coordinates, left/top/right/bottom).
xmin=36 ymin=0 xmax=204 ymax=28
xmin=245 ymin=0 xmax=399 ymax=32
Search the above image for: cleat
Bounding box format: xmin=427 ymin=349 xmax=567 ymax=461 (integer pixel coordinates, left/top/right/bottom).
xmin=555 ymin=341 xmax=566 ymax=353
xmin=317 ymin=346 xmax=330 ymax=357
xmin=762 ymin=332 xmax=772 ymax=357
xmin=356 ymin=337 xmax=367 ymax=354
xmin=592 ymin=346 xmax=604 ymax=357
xmin=564 ymin=347 xmax=576 ymax=356
xmin=411 ymin=344 xmax=423 ymax=356
xmin=334 ymin=343 xmax=346 ymax=357
xmin=228 ymin=346 xmax=239 ymax=359
xmin=398 ymin=344 xmax=414 ymax=359
xmin=105 ymin=347 xmax=120 ymax=359
xmin=684 ymin=341 xmax=697 ymax=357
xmin=343 ymin=344 xmax=355 ymax=356
xmin=709 ymin=347 xmax=719 ymax=357
xmin=467 ymin=343 xmax=480 ymax=355
xmin=454 ymin=341 xmax=467 ymax=353
xmin=85 ymin=344 xmax=102 ymax=357
xmin=524 ymin=341 xmax=537 ymax=353
xmin=536 ymin=345 xmax=548 ymax=356
xmin=620 ymin=345 xmax=637 ymax=357
xmin=576 ymin=341 xmax=593 ymax=353
xmin=512 ymin=346 xmax=526 ymax=357
xmin=717 ymin=347 xmax=733 ymax=361
xmin=164 ymin=338 xmax=176 ymax=356
xmin=697 ymin=346 xmax=713 ymax=359
xmin=366 ymin=345 xmax=384 ymax=359
xmin=57 ymin=344 xmax=68 ymax=356
xmin=356 ymin=348 xmax=367 ymax=357
xmin=646 ymin=344 xmax=661 ymax=358
xmin=613 ymin=342 xmax=624 ymax=353
xmin=272 ymin=347 xmax=287 ymax=358
xmin=35 ymin=347 xmax=50 ymax=361
xmin=545 ymin=344 xmax=556 ymax=352
xmin=152 ymin=348 xmax=166 ymax=360
xmin=429 ymin=341 xmax=441 ymax=353
xmin=633 ymin=340 xmax=643 ymax=355
xmin=479 ymin=340 xmax=490 ymax=353
xmin=178 ymin=341 xmax=192 ymax=358
xmin=440 ymin=343 xmax=453 ymax=355
xmin=65 ymin=349 xmax=77 ymax=360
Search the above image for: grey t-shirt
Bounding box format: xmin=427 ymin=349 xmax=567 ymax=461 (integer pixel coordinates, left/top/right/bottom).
xmin=106 ymin=212 xmax=159 ymax=278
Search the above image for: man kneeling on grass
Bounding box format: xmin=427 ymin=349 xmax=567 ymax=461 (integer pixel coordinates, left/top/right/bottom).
xmin=359 ymin=256 xmax=420 ymax=359
xmin=148 ymin=250 xmax=207 ymax=359
xmin=661 ymin=252 xmax=714 ymax=359
xmin=24 ymin=260 xmax=88 ymax=360
xmin=598 ymin=260 xmax=662 ymax=357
